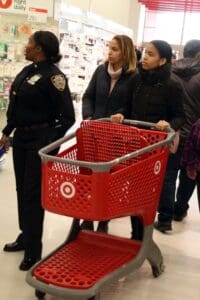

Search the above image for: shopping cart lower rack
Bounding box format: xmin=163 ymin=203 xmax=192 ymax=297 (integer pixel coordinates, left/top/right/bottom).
xmin=26 ymin=119 xmax=174 ymax=300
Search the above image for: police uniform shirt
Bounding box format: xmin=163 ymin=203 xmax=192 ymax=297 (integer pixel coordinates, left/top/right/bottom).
xmin=3 ymin=61 xmax=75 ymax=136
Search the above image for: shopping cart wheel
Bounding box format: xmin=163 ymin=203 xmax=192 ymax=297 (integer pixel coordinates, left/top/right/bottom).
xmin=152 ymin=262 xmax=165 ymax=278
xmin=35 ymin=289 xmax=46 ymax=299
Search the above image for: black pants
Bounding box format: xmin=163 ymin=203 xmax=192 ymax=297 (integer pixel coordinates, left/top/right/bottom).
xmin=174 ymin=168 xmax=196 ymax=216
xmin=132 ymin=146 xmax=197 ymax=238
xmin=158 ymin=147 xmax=196 ymax=224
xmin=13 ymin=127 xmax=62 ymax=258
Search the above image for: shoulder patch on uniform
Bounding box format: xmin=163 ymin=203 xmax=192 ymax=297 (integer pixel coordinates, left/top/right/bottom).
xmin=51 ymin=74 xmax=66 ymax=91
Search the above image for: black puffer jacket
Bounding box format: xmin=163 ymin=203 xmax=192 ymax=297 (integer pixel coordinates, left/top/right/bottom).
xmin=172 ymin=58 xmax=200 ymax=146
xmin=82 ymin=63 xmax=137 ymax=119
xmin=127 ymin=63 xmax=185 ymax=131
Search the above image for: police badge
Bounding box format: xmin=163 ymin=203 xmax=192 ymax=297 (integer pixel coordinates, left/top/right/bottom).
xmin=51 ymin=74 xmax=66 ymax=91
xmin=27 ymin=74 xmax=42 ymax=85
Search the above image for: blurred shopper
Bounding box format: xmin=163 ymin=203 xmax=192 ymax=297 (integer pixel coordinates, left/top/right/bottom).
xmin=172 ymin=52 xmax=177 ymax=62
xmin=0 ymin=31 xmax=75 ymax=270
xmin=135 ymin=47 xmax=142 ymax=64
xmin=181 ymin=119 xmax=200 ymax=211
xmin=0 ymin=131 xmax=7 ymax=169
xmin=171 ymin=40 xmax=200 ymax=222
xmin=112 ymin=40 xmax=185 ymax=238
xmin=82 ymin=34 xmax=137 ymax=232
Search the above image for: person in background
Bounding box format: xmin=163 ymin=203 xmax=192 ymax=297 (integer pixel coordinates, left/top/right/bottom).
xmin=172 ymin=52 xmax=177 ymax=62
xmin=135 ymin=47 xmax=142 ymax=64
xmin=112 ymin=40 xmax=185 ymax=238
xmin=82 ymin=34 xmax=137 ymax=233
xmin=0 ymin=31 xmax=75 ymax=270
xmin=0 ymin=131 xmax=7 ymax=169
xmin=181 ymin=118 xmax=200 ymax=212
xmin=172 ymin=40 xmax=200 ymax=222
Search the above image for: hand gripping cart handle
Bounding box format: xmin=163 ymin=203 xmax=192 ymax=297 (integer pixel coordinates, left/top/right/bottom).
xmin=26 ymin=119 xmax=175 ymax=300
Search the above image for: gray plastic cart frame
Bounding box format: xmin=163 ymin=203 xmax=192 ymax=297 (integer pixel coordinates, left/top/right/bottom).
xmin=26 ymin=119 xmax=175 ymax=300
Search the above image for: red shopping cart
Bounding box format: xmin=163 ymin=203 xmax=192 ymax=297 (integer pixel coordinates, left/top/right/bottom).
xmin=26 ymin=119 xmax=174 ymax=300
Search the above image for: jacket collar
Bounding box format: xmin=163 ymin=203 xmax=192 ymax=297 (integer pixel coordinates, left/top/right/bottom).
xmin=31 ymin=60 xmax=52 ymax=70
xmin=138 ymin=62 xmax=171 ymax=85
xmin=104 ymin=61 xmax=129 ymax=77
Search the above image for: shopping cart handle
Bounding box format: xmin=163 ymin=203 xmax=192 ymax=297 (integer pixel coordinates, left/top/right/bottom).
xmin=100 ymin=117 xmax=174 ymax=138
xmin=39 ymin=119 xmax=175 ymax=172
xmin=99 ymin=117 xmax=174 ymax=131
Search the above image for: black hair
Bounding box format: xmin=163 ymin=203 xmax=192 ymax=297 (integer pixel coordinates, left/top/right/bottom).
xmin=150 ymin=40 xmax=172 ymax=63
xmin=183 ymin=39 xmax=200 ymax=58
xmin=135 ymin=48 xmax=142 ymax=62
xmin=33 ymin=31 xmax=62 ymax=63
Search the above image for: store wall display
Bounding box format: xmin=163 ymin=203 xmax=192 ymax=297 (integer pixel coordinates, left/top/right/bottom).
xmin=0 ymin=13 xmax=57 ymax=110
xmin=0 ymin=78 xmax=12 ymax=110
xmin=59 ymin=29 xmax=109 ymax=95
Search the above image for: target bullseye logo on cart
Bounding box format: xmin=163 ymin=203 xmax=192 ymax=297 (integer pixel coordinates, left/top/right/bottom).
xmin=154 ymin=160 xmax=161 ymax=175
xmin=0 ymin=0 xmax=12 ymax=9
xmin=60 ymin=182 xmax=76 ymax=199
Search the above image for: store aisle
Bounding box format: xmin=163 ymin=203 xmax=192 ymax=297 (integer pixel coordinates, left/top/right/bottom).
xmin=0 ymin=150 xmax=200 ymax=300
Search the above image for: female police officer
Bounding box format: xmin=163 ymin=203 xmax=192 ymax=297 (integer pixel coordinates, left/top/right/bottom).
xmin=0 ymin=31 xmax=75 ymax=270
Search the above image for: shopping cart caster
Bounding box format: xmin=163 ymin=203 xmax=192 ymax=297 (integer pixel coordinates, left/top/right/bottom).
xmin=152 ymin=262 xmax=165 ymax=278
xmin=35 ymin=289 xmax=46 ymax=299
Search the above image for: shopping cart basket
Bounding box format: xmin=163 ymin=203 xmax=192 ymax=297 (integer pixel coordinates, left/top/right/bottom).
xmin=26 ymin=119 xmax=174 ymax=300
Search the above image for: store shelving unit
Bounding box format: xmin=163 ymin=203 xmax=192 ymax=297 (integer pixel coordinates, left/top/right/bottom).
xmin=0 ymin=13 xmax=57 ymax=112
xmin=59 ymin=29 xmax=109 ymax=97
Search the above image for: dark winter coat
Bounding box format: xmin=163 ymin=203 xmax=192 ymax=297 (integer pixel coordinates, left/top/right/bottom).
xmin=172 ymin=58 xmax=200 ymax=146
xmin=82 ymin=63 xmax=137 ymax=119
xmin=181 ymin=118 xmax=200 ymax=172
xmin=127 ymin=63 xmax=185 ymax=131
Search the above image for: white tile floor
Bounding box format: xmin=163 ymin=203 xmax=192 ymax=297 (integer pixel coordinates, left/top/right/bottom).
xmin=0 ymin=150 xmax=200 ymax=300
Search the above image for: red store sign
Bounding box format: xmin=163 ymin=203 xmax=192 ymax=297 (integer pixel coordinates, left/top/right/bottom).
xmin=0 ymin=0 xmax=53 ymax=16
xmin=0 ymin=0 xmax=12 ymax=9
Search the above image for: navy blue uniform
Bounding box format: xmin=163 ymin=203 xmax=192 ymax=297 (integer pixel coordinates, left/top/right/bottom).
xmin=2 ymin=61 xmax=75 ymax=258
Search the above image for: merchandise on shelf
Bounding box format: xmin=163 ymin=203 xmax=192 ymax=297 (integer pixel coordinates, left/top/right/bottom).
xmin=0 ymin=78 xmax=12 ymax=110
xmin=0 ymin=13 xmax=57 ymax=111
xmin=59 ymin=30 xmax=109 ymax=95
